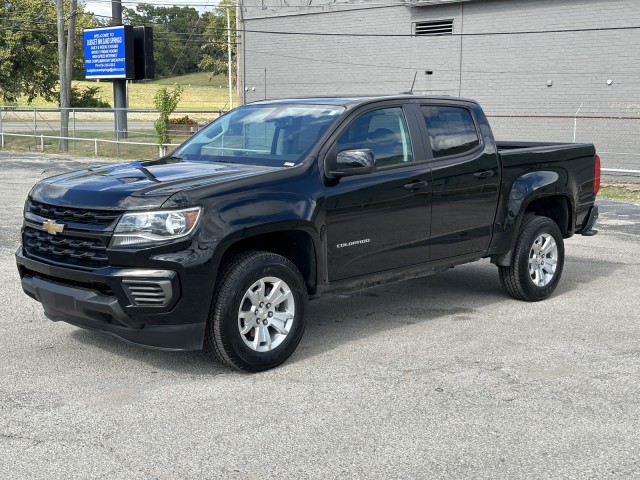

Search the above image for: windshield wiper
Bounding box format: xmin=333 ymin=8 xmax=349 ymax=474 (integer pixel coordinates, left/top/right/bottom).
xmin=212 ymin=159 xmax=238 ymax=164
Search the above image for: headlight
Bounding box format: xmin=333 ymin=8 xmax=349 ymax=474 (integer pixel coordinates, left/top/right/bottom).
xmin=111 ymin=207 xmax=201 ymax=247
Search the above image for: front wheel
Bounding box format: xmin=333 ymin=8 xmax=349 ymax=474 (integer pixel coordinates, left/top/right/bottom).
xmin=499 ymin=215 xmax=565 ymax=301
xmin=204 ymin=251 xmax=308 ymax=372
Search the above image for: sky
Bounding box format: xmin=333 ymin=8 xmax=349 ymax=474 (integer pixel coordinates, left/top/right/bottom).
xmin=83 ymin=0 xmax=221 ymax=20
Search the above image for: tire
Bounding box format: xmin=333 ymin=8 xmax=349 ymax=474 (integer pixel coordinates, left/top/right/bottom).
xmin=499 ymin=215 xmax=565 ymax=302
xmin=204 ymin=251 xmax=308 ymax=372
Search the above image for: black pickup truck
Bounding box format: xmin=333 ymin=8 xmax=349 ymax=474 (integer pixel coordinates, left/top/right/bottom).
xmin=16 ymin=96 xmax=600 ymax=371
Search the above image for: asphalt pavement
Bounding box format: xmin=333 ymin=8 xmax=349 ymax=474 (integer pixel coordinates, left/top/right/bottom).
xmin=1 ymin=151 xmax=639 ymax=479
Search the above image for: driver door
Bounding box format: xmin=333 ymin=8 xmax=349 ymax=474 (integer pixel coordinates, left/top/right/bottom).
xmin=325 ymin=104 xmax=432 ymax=281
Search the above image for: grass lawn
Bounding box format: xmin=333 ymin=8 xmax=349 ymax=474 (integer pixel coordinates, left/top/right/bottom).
xmin=599 ymin=184 xmax=640 ymax=202
xmin=2 ymin=130 xmax=170 ymax=160
xmin=147 ymin=72 xmax=229 ymax=86
xmin=10 ymin=72 xmax=236 ymax=112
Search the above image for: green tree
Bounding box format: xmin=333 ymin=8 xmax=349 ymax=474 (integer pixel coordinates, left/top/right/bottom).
xmin=0 ymin=0 xmax=59 ymax=103
xmin=123 ymin=4 xmax=204 ymax=78
xmin=199 ymin=0 xmax=236 ymax=81
xmin=0 ymin=0 xmax=98 ymax=104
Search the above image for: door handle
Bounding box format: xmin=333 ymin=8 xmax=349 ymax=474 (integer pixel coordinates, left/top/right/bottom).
xmin=474 ymin=170 xmax=495 ymax=179
xmin=403 ymin=180 xmax=428 ymax=191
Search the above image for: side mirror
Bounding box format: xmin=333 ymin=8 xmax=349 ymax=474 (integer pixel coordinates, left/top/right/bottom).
xmin=330 ymin=149 xmax=375 ymax=178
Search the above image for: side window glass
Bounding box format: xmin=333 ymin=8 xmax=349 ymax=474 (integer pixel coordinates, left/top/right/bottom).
xmin=421 ymin=106 xmax=480 ymax=158
xmin=337 ymin=107 xmax=413 ymax=167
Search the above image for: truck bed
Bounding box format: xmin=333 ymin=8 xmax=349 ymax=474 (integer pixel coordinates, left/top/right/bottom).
xmin=496 ymin=141 xmax=596 ymax=168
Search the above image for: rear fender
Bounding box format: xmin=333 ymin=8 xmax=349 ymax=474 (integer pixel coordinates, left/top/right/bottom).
xmin=490 ymin=171 xmax=572 ymax=265
xmin=505 ymin=171 xmax=562 ymax=231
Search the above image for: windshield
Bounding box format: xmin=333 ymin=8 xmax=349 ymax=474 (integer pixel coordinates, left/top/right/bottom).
xmin=173 ymin=104 xmax=345 ymax=167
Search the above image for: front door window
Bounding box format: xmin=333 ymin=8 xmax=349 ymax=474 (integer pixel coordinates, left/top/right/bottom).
xmin=337 ymin=107 xmax=414 ymax=167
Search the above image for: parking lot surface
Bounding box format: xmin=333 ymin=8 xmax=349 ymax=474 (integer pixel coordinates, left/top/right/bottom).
xmin=1 ymin=152 xmax=639 ymax=479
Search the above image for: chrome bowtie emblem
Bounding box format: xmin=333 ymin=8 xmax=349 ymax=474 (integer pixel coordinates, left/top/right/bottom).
xmin=42 ymin=219 xmax=65 ymax=235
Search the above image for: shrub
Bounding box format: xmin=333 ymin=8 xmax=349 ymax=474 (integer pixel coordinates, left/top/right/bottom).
xmin=154 ymin=85 xmax=184 ymax=144
xmin=67 ymin=85 xmax=111 ymax=108
xmin=169 ymin=115 xmax=197 ymax=125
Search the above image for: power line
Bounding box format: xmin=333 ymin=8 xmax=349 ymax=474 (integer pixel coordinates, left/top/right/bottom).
xmin=237 ymin=24 xmax=640 ymax=38
xmin=242 ymin=48 xmax=640 ymax=77
xmin=9 ymin=13 xmax=640 ymax=38
xmin=83 ymin=0 xmax=406 ymax=7
xmin=6 ymin=8 xmax=640 ymax=38
xmin=169 ymin=1 xmax=213 ymax=75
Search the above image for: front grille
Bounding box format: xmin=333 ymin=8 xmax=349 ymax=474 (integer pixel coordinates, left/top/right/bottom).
xmin=23 ymin=227 xmax=108 ymax=268
xmin=27 ymin=199 xmax=121 ymax=227
xmin=122 ymin=279 xmax=172 ymax=306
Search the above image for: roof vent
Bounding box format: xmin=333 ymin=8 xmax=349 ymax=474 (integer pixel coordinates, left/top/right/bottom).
xmin=415 ymin=19 xmax=454 ymax=36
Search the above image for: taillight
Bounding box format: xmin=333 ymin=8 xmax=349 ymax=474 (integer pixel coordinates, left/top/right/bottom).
xmin=594 ymin=154 xmax=601 ymax=195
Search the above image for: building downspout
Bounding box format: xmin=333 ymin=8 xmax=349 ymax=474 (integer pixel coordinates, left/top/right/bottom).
xmin=458 ymin=3 xmax=464 ymax=97
xmin=237 ymin=0 xmax=245 ymax=106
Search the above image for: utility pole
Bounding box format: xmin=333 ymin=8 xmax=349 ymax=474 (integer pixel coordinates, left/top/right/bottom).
xmin=227 ymin=7 xmax=233 ymax=111
xmin=112 ymin=0 xmax=128 ymax=139
xmin=66 ymin=0 xmax=77 ymax=106
xmin=56 ymin=0 xmax=69 ymax=151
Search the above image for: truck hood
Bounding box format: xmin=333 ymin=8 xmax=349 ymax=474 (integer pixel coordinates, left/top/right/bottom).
xmin=29 ymin=158 xmax=282 ymax=210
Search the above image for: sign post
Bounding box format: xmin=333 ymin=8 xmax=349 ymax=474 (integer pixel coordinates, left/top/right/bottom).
xmin=83 ymin=25 xmax=133 ymax=139
xmin=84 ymin=11 xmax=154 ymax=142
xmin=112 ymin=1 xmax=127 ymax=140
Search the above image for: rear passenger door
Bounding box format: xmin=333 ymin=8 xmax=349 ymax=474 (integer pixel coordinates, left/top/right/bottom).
xmin=416 ymin=102 xmax=500 ymax=260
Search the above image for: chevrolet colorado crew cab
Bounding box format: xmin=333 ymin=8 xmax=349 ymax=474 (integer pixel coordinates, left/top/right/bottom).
xmin=16 ymin=96 xmax=600 ymax=371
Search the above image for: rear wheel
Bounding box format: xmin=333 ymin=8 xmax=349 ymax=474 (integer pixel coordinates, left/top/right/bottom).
xmin=205 ymin=251 xmax=308 ymax=371
xmin=499 ymin=215 xmax=565 ymax=301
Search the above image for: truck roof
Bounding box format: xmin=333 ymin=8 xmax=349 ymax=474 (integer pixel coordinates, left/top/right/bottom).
xmin=248 ymin=95 xmax=476 ymax=108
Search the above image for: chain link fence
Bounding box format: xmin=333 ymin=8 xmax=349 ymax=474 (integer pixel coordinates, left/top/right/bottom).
xmin=0 ymin=107 xmax=221 ymax=159
xmin=487 ymin=114 xmax=640 ymax=174
xmin=1 ymin=106 xmax=639 ymax=177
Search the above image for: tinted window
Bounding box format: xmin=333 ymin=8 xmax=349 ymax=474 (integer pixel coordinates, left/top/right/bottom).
xmin=421 ymin=106 xmax=480 ymax=158
xmin=174 ymin=104 xmax=344 ymax=166
xmin=337 ymin=107 xmax=413 ymax=167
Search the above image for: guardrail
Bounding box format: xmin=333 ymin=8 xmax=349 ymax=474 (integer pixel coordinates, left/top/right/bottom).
xmin=0 ymin=132 xmax=179 ymax=158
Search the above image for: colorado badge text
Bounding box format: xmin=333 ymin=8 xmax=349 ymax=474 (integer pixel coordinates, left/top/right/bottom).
xmin=41 ymin=219 xmax=65 ymax=235
xmin=336 ymin=238 xmax=370 ymax=249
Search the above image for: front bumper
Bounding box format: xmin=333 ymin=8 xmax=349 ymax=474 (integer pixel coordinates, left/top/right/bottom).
xmin=16 ymin=247 xmax=211 ymax=351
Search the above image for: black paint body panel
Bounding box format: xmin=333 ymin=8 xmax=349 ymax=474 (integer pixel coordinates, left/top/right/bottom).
xmin=16 ymin=95 xmax=599 ymax=350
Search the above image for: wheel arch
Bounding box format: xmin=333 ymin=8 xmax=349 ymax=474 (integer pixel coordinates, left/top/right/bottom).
xmin=214 ymin=225 xmax=319 ymax=295
xmin=491 ymin=193 xmax=572 ymax=266
xmin=523 ymin=194 xmax=572 ymax=237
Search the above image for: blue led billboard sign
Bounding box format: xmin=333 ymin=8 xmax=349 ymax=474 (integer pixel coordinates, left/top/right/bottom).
xmin=84 ymin=26 xmax=134 ymax=80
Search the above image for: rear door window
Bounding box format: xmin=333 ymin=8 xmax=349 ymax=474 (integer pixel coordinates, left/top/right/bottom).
xmin=421 ymin=106 xmax=480 ymax=158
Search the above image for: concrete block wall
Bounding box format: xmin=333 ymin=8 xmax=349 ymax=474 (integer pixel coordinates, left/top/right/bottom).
xmin=242 ymin=0 xmax=640 ymax=112
xmin=456 ymin=0 xmax=640 ymax=116
xmin=240 ymin=0 xmax=640 ymax=169
xmin=242 ymin=4 xmax=415 ymax=102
